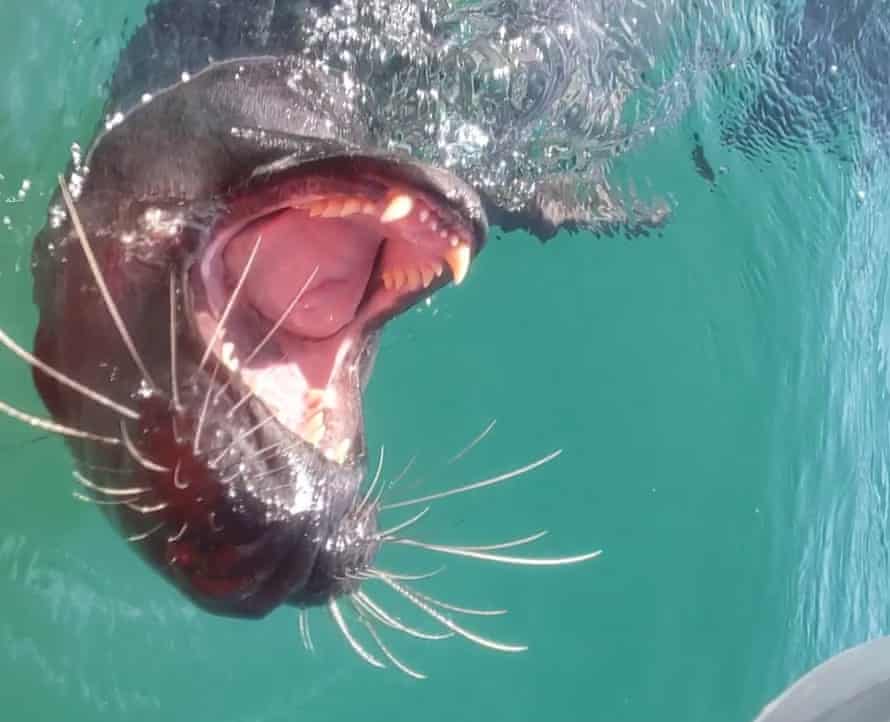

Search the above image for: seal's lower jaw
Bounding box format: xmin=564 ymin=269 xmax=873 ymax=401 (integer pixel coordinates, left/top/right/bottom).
xmin=189 ymin=161 xmax=481 ymax=464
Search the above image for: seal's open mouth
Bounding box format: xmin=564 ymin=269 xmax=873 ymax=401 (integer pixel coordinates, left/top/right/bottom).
xmin=190 ymin=159 xmax=482 ymax=464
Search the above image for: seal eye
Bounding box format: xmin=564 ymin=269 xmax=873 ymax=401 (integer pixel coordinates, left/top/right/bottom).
xmin=191 ymin=170 xmax=479 ymax=464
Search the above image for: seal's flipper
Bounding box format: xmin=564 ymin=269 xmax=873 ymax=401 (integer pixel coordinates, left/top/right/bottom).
xmin=753 ymin=635 xmax=890 ymax=722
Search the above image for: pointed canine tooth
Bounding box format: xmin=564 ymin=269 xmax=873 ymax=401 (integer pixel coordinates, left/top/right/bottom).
xmin=380 ymin=194 xmax=414 ymax=224
xmin=433 ymin=262 xmax=444 ymax=277
xmin=304 ymin=388 xmax=325 ymax=410
xmin=443 ymin=243 xmax=471 ymax=285
xmin=341 ymin=198 xmax=362 ymax=216
xmin=420 ymin=265 xmax=435 ymax=288
xmin=405 ymin=267 xmax=421 ymax=291
xmin=304 ymin=423 xmax=326 ymax=447
xmin=391 ymin=268 xmax=406 ymax=290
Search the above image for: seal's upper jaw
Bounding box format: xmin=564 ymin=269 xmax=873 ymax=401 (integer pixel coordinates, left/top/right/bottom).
xmin=189 ymin=156 xmax=486 ymax=465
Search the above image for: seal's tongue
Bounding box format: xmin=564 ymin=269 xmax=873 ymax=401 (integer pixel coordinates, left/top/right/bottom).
xmin=223 ymin=209 xmax=381 ymax=338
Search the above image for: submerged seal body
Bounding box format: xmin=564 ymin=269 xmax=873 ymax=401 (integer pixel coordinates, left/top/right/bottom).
xmin=21 ymin=0 xmax=605 ymax=668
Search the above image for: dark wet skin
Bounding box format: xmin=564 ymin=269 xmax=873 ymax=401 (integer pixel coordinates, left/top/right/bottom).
xmin=31 ymin=54 xmax=487 ymax=617
xmin=25 ymin=4 xmax=605 ymax=654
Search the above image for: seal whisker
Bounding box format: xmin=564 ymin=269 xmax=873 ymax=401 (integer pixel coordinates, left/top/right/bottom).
xmin=391 ymin=538 xmax=603 ymax=567
xmin=380 ymin=449 xmax=563 ymax=511
xmin=0 ymin=399 xmax=121 ymax=444
xmin=389 ymin=455 xmax=417 ymax=489
xmin=356 ymin=445 xmax=385 ymax=514
xmin=448 ymin=418 xmax=497 ymax=465
xmin=429 ymin=531 xmax=549 ymax=552
xmin=73 ymin=470 xmax=150 ymax=497
xmin=193 ymin=359 xmax=221 ymax=455
xmin=0 ymin=327 xmax=139 ymax=421
xmin=210 ymin=412 xmax=278 ymax=467
xmin=120 ymin=421 xmax=170 ymax=473
xmin=355 ymin=612 xmax=427 ymax=680
xmin=353 ymin=591 xmax=453 ymax=641
xmin=373 ymin=573 xmax=527 ymax=653
xmin=328 ymin=599 xmax=386 ymax=669
xmin=298 ymin=609 xmax=315 ymax=653
xmin=225 ymin=388 xmax=256 ymax=419
xmin=365 ymin=566 xmax=445 ymax=582
xmin=213 ymin=265 xmax=320 ymax=405
xmin=378 ymin=506 xmax=430 ymax=538
xmin=169 ymin=271 xmax=181 ymax=410
xmin=72 ymin=492 xmax=140 ymax=506
xmin=126 ymin=521 xmax=166 ymax=543
xmin=124 ymin=500 xmax=169 ymax=514
xmin=197 ymin=233 xmax=263 ymax=373
xmin=58 ymin=176 xmax=160 ymax=393
xmin=167 ymin=522 xmax=188 ymax=543
xmin=410 ymin=589 xmax=508 ymax=618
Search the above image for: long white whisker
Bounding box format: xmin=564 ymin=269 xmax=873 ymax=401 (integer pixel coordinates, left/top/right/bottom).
xmin=0 ymin=399 xmax=120 ymax=444
xmin=366 ymin=566 xmax=444 ymax=582
xmin=120 ymin=421 xmax=170 ymax=473
xmin=356 ymin=613 xmax=426 ymax=680
xmin=389 ymin=455 xmax=417 ymax=488
xmin=124 ymin=500 xmax=169 ymax=514
xmin=434 ymin=531 xmax=549 ymax=553
xmin=127 ymin=521 xmax=165 ymax=543
xmin=298 ymin=609 xmax=315 ymax=653
xmin=412 ymin=589 xmax=507 ymax=617
xmin=58 ymin=175 xmax=159 ymax=392
xmin=210 ymin=413 xmax=278 ymax=467
xmin=392 ymin=538 xmax=602 ymax=567
xmin=354 ymin=591 xmax=452 ymax=641
xmin=72 ymin=492 xmax=139 ymax=506
xmin=197 ymin=234 xmax=263 ymax=373
xmin=381 ymin=449 xmax=563 ymax=511
xmin=213 ymin=266 xmax=320 ymax=405
xmin=378 ymin=506 xmax=430 ymax=539
xmin=356 ymin=445 xmax=385 ymax=514
xmin=167 ymin=522 xmax=188 ymax=543
xmin=193 ymin=360 xmax=220 ymax=455
xmin=0 ymin=327 xmax=139 ymax=421
xmin=169 ymin=271 xmax=181 ymax=410
xmin=225 ymin=388 xmax=256 ymax=419
xmin=374 ymin=573 xmax=527 ymax=653
xmin=328 ymin=599 xmax=385 ymax=669
xmin=448 ymin=419 xmax=496 ymax=464
xmin=73 ymin=470 xmax=150 ymax=497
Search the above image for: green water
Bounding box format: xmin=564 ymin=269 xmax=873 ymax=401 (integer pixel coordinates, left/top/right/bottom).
xmin=2 ymin=2 xmax=890 ymax=721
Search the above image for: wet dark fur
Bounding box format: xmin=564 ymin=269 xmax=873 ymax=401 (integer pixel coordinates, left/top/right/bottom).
xmin=24 ymin=0 xmax=600 ymax=670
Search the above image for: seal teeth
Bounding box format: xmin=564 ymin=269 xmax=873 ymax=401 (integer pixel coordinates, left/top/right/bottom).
xmin=320 ymin=199 xmax=344 ymax=218
xmin=340 ymin=198 xmax=363 ymax=216
xmin=308 ymin=201 xmax=326 ymax=217
xmin=443 ymin=243 xmax=472 ymax=285
xmin=380 ymin=194 xmax=414 ymax=224
xmin=301 ymin=409 xmax=326 ymax=446
xmin=325 ymin=439 xmax=351 ymax=464
xmin=405 ymin=266 xmax=421 ymax=291
xmin=420 ymin=265 xmax=436 ymax=288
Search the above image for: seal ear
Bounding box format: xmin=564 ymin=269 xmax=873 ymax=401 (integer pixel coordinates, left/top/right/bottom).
xmin=480 ymin=172 xmax=670 ymax=241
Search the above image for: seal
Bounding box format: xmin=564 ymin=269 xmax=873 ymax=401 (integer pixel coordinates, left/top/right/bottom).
xmin=3 ymin=0 xmax=606 ymax=676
